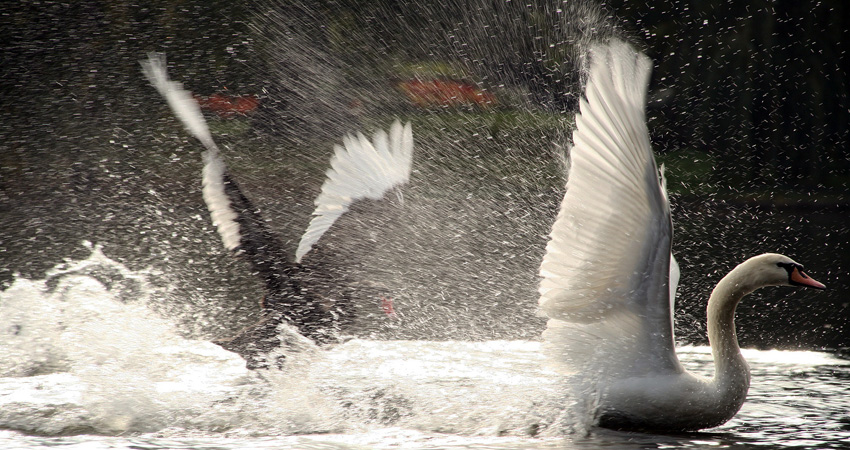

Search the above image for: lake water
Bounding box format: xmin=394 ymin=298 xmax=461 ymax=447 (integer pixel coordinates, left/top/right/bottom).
xmin=1 ymin=247 xmax=848 ymax=449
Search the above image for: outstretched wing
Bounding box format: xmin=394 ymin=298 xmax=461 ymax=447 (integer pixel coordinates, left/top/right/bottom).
xmin=295 ymin=121 xmax=413 ymax=263
xmin=538 ymin=40 xmax=682 ymax=378
xmin=141 ymin=54 xmax=292 ymax=288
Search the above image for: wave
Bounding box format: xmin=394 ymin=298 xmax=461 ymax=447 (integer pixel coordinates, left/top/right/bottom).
xmin=0 ymin=245 xmax=568 ymax=436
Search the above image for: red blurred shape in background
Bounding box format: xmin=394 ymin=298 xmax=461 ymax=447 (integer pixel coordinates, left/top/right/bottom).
xmin=195 ymin=93 xmax=260 ymax=118
xmin=398 ymin=80 xmax=496 ymax=108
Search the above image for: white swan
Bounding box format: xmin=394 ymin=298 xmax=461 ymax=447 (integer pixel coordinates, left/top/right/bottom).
xmin=539 ymin=40 xmax=826 ymax=431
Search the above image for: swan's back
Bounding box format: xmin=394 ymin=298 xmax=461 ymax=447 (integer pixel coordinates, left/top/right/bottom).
xmin=539 ymin=40 xmax=681 ymax=380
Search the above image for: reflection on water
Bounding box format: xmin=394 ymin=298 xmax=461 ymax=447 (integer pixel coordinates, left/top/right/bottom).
xmin=0 ymin=250 xmax=848 ymax=449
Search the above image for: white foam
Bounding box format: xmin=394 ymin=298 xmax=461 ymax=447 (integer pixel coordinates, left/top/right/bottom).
xmin=2 ymin=246 xmax=840 ymax=438
xmin=0 ymin=249 xmax=564 ymax=436
xmin=0 ymin=246 xmax=264 ymax=434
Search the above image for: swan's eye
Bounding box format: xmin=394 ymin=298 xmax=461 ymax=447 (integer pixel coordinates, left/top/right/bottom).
xmin=776 ymin=261 xmax=795 ymax=277
xmin=776 ymin=261 xmax=805 ymax=284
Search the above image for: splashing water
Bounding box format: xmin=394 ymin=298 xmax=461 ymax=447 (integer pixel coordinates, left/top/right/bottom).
xmin=1 ymin=246 xmax=848 ymax=449
xmin=0 ymin=244 xmax=260 ymax=434
xmin=0 ymin=245 xmax=579 ymax=438
xmin=2 ymin=0 xmax=848 ymax=448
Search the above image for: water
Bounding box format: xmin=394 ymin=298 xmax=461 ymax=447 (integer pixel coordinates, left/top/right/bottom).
xmin=1 ymin=248 xmax=848 ymax=449
xmin=2 ymin=1 xmax=848 ymax=448
xmin=4 ymin=0 xmax=847 ymax=350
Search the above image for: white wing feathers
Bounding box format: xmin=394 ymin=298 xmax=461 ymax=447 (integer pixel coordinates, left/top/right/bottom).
xmin=141 ymin=53 xmax=242 ymax=252
xmin=295 ymin=121 xmax=413 ymax=263
xmin=200 ymin=151 xmax=242 ymax=252
xmin=141 ymin=53 xmax=218 ymax=153
xmin=142 ymin=54 xmax=414 ymax=261
xmin=539 ymin=40 xmax=680 ymax=376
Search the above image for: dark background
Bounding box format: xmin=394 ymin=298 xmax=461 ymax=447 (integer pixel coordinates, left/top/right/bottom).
xmin=1 ymin=1 xmax=847 ymax=349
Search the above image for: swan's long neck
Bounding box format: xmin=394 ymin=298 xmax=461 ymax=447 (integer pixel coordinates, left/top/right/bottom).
xmin=706 ymin=267 xmax=753 ymax=402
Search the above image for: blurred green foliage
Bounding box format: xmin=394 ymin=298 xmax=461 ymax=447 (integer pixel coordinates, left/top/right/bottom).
xmin=3 ymin=0 xmax=846 ymax=196
xmin=278 ymin=0 xmax=848 ymax=194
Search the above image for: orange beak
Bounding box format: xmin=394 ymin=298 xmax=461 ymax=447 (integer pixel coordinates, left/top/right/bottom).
xmin=790 ymin=267 xmax=826 ymax=289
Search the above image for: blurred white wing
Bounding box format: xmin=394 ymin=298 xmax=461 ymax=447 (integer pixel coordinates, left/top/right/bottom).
xmin=295 ymin=121 xmax=413 ymax=263
xmin=141 ymin=53 xmax=240 ymax=252
xmin=141 ymin=53 xmax=217 ymax=152
xmin=539 ymin=40 xmax=682 ymax=377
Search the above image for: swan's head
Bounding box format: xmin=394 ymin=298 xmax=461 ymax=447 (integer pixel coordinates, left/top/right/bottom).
xmin=738 ymin=253 xmax=826 ymax=291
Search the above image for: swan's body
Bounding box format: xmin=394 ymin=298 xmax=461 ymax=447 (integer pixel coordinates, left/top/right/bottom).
xmin=539 ymin=41 xmax=825 ymax=431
